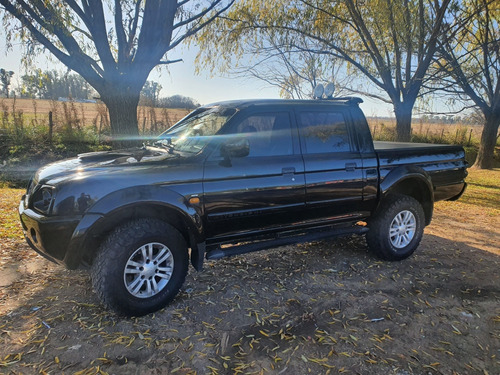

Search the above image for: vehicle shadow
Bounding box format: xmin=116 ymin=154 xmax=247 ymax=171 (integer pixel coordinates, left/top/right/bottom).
xmin=0 ymin=234 xmax=498 ymax=374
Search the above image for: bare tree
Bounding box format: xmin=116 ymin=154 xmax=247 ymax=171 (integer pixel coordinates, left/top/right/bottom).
xmin=0 ymin=0 xmax=233 ymax=144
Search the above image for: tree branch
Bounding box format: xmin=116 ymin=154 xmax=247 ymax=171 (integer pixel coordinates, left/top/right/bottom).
xmin=157 ymin=59 xmax=183 ymax=65
xmin=114 ymin=0 xmax=129 ymax=63
xmin=169 ymin=0 xmax=235 ymax=50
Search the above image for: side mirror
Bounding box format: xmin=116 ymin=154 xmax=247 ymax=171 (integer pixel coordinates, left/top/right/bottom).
xmin=220 ymin=138 xmax=250 ymax=167
xmin=221 ymin=137 xmax=250 ymax=158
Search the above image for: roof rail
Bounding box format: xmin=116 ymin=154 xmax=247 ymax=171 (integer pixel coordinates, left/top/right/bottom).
xmin=315 ymin=96 xmax=364 ymax=104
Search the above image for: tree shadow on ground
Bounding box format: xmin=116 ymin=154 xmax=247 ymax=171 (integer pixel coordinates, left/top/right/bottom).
xmin=0 ymin=234 xmax=498 ymax=374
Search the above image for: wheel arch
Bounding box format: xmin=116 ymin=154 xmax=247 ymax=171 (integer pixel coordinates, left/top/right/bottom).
xmin=379 ymin=166 xmax=434 ymax=225
xmin=65 ymin=200 xmax=205 ymax=271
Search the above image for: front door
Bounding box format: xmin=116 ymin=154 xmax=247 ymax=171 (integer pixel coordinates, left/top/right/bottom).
xmin=203 ymin=109 xmax=305 ymax=241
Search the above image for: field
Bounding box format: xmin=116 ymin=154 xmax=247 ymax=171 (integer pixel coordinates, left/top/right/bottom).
xmin=0 ymin=168 xmax=498 ymax=374
xmin=0 ymin=98 xmax=191 ymax=134
xmin=367 ymin=117 xmax=485 ymax=146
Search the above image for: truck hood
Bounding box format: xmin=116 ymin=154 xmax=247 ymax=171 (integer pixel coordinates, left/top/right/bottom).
xmin=34 ymin=147 xmax=180 ymax=185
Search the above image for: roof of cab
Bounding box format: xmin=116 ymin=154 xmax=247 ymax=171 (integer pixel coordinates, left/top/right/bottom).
xmin=203 ymin=97 xmax=363 ymax=109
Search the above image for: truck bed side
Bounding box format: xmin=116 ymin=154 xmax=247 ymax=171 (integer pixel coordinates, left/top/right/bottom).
xmin=374 ymin=141 xmax=468 ymax=202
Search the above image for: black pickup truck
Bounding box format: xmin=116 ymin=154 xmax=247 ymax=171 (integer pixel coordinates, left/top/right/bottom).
xmin=19 ymin=98 xmax=467 ymax=316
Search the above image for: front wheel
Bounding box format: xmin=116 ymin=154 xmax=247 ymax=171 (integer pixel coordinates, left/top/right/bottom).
xmin=91 ymin=219 xmax=188 ymax=316
xmin=366 ymin=195 xmax=425 ymax=261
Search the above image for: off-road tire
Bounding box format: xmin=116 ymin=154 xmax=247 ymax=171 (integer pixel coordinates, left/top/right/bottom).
xmin=91 ymin=218 xmax=188 ymax=316
xmin=366 ymin=194 xmax=425 ymax=261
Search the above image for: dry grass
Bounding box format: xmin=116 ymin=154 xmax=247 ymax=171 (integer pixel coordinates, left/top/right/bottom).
xmin=1 ymin=98 xmax=487 ymax=143
xmin=427 ymin=168 xmax=500 ymax=255
xmin=0 ymin=188 xmax=24 ymax=240
xmin=367 ymin=117 xmax=485 ymax=146
xmin=0 ymin=98 xmax=190 ymax=134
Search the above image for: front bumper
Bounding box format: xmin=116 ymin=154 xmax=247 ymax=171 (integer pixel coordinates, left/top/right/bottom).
xmin=19 ymin=198 xmax=81 ymax=267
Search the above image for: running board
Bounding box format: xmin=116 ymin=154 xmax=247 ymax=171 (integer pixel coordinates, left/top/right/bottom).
xmin=205 ymin=226 xmax=369 ymax=260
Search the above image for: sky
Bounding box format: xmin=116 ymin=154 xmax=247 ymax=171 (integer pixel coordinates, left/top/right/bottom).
xmin=0 ymin=36 xmax=394 ymax=118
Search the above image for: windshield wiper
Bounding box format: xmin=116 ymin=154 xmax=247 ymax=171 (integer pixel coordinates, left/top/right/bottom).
xmin=153 ymin=139 xmax=176 ymax=154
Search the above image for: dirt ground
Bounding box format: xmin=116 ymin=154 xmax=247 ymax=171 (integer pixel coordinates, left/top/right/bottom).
xmin=0 ymin=181 xmax=499 ymax=374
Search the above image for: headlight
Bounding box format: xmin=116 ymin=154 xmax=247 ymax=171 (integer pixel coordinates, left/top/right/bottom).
xmin=32 ymin=186 xmax=55 ymax=214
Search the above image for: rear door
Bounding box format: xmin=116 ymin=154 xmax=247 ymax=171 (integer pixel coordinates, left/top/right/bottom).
xmin=296 ymin=107 xmax=367 ymax=222
xmin=203 ymin=108 xmax=305 ymax=240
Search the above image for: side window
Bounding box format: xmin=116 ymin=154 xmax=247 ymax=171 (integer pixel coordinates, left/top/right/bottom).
xmin=231 ymin=112 xmax=293 ymax=157
xmin=298 ymin=111 xmax=351 ymax=153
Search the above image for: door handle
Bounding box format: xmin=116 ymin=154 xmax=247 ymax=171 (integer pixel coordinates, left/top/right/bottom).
xmin=345 ymin=162 xmax=357 ymax=171
xmin=282 ymin=167 xmax=296 ymax=175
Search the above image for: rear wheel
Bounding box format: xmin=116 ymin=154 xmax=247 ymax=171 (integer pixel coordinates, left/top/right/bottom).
xmin=91 ymin=219 xmax=188 ymax=316
xmin=366 ymin=195 xmax=425 ymax=261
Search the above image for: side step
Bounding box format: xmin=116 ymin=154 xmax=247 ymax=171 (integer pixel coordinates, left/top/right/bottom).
xmin=205 ymin=226 xmax=369 ymax=260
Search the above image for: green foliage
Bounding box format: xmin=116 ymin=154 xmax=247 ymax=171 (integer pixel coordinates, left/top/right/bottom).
xmin=158 ymin=95 xmax=200 ymax=109
xmin=20 ymin=69 xmax=96 ymax=100
xmin=0 ymin=68 xmax=14 ymax=98
xmin=140 ymin=81 xmax=163 ymax=106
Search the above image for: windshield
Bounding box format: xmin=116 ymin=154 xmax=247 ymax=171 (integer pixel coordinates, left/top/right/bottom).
xmin=156 ymin=106 xmax=237 ymax=153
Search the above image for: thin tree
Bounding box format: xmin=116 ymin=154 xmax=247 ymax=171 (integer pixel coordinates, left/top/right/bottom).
xmin=435 ymin=0 xmax=499 ymax=169
xmin=196 ymin=0 xmax=451 ymax=141
xmin=0 ymin=68 xmax=14 ymax=98
xmin=0 ymin=0 xmax=233 ymax=144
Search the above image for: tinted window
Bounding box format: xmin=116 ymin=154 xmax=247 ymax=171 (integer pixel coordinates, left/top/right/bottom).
xmin=298 ymin=111 xmax=350 ymax=153
xmin=231 ymin=112 xmax=293 ymax=157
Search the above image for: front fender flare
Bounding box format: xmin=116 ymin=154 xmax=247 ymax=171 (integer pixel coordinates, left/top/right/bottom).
xmin=64 ymin=185 xmax=203 ymax=269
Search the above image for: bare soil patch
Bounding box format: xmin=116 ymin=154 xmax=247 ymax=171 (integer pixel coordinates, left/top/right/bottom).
xmin=0 ymin=170 xmax=498 ymax=374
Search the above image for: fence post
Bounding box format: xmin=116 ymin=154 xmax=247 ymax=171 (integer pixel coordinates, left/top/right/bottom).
xmin=467 ymin=128 xmax=473 ymax=146
xmin=98 ymin=115 xmax=103 ymax=142
xmin=48 ymin=111 xmax=53 ymax=143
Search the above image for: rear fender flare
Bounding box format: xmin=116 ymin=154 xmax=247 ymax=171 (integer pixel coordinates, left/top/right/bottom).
xmin=378 ymin=166 xmax=434 ymax=225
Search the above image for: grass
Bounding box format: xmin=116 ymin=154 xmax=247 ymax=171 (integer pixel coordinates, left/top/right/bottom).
xmin=439 ymin=167 xmax=500 ymax=216
xmin=0 ymin=98 xmax=191 ymax=187
xmin=0 ymin=97 xmax=190 ymax=129
xmin=367 ymin=118 xmax=486 ymax=147
xmin=0 ymin=187 xmax=24 ymax=240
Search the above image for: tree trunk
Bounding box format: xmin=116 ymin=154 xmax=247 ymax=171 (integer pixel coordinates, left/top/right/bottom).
xmin=394 ymin=103 xmax=413 ymax=142
xmin=101 ymin=90 xmax=141 ymax=148
xmin=473 ymin=113 xmax=500 ymax=169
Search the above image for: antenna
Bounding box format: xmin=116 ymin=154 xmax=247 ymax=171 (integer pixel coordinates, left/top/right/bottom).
xmin=313 ymin=83 xmax=335 ymax=99
xmin=313 ymin=84 xmax=324 ymax=99
xmin=324 ymin=83 xmax=335 ymax=98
